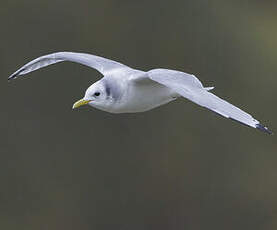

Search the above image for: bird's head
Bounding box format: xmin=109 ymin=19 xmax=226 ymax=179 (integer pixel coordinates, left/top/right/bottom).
xmin=72 ymin=80 xmax=115 ymax=111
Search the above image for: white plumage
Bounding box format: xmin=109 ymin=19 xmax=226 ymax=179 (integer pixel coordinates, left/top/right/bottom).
xmin=9 ymin=52 xmax=272 ymax=134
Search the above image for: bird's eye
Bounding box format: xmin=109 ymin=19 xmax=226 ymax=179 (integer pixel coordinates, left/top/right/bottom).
xmin=94 ymin=92 xmax=100 ymax=96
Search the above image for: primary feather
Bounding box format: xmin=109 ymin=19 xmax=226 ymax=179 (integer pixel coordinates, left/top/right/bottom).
xmin=8 ymin=52 xmax=129 ymax=80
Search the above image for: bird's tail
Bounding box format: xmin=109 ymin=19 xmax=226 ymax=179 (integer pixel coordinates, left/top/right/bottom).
xmin=205 ymin=86 xmax=214 ymax=91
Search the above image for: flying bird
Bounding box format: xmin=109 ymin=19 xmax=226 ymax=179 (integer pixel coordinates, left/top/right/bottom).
xmin=8 ymin=52 xmax=272 ymax=134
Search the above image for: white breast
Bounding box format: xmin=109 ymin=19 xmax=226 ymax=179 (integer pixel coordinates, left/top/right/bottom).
xmin=111 ymin=80 xmax=178 ymax=113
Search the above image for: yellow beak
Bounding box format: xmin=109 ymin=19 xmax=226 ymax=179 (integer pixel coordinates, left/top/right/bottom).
xmin=72 ymin=99 xmax=91 ymax=109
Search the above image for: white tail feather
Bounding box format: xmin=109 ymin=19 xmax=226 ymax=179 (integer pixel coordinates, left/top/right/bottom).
xmin=205 ymin=87 xmax=214 ymax=91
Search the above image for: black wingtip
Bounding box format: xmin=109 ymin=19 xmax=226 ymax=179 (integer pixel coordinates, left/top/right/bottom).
xmin=8 ymin=73 xmax=18 ymax=81
xmin=8 ymin=68 xmax=25 ymax=81
xmin=8 ymin=75 xmax=15 ymax=81
xmin=255 ymin=123 xmax=273 ymax=135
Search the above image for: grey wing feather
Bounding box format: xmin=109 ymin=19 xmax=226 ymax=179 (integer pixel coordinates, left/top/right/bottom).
xmin=147 ymin=69 xmax=272 ymax=134
xmin=8 ymin=52 xmax=130 ymax=80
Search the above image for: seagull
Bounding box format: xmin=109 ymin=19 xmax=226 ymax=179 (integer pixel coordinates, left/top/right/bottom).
xmin=8 ymin=52 xmax=272 ymax=134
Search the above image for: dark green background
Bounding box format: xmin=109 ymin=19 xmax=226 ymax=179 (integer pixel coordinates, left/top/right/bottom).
xmin=2 ymin=0 xmax=277 ymax=229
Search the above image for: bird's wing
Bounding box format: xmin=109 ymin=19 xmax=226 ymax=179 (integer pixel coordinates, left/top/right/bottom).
xmin=147 ymin=69 xmax=272 ymax=134
xmin=8 ymin=52 xmax=131 ymax=80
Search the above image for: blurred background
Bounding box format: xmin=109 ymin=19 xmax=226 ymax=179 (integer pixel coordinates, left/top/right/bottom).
xmin=1 ymin=0 xmax=277 ymax=229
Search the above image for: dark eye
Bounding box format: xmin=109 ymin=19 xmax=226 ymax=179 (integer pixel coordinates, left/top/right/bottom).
xmin=94 ymin=92 xmax=100 ymax=96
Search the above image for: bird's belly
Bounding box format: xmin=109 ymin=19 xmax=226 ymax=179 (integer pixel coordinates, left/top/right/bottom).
xmin=112 ymin=83 xmax=177 ymax=113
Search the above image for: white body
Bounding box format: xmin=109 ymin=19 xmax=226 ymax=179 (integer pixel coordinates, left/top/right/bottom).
xmin=106 ymin=79 xmax=178 ymax=113
xmin=8 ymin=52 xmax=272 ymax=134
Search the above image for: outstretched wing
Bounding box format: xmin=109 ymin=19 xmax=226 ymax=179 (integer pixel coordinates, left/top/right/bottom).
xmin=8 ymin=52 xmax=131 ymax=80
xmin=147 ymin=69 xmax=272 ymax=134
